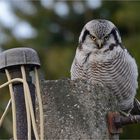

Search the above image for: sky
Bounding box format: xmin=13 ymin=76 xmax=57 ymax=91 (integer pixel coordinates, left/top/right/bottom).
xmin=0 ymin=0 xmax=101 ymax=41
xmin=0 ymin=0 xmax=37 ymax=40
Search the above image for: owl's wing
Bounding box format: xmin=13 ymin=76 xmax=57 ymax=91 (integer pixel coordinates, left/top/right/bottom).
xmin=106 ymin=51 xmax=138 ymax=111
xmin=131 ymin=98 xmax=140 ymax=115
xmin=70 ymin=58 xmax=85 ymax=80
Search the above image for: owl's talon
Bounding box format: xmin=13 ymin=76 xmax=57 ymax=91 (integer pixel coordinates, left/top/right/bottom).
xmin=119 ymin=110 xmax=131 ymax=117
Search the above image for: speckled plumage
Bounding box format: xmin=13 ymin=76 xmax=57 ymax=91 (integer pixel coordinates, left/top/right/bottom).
xmin=71 ymin=19 xmax=138 ymax=112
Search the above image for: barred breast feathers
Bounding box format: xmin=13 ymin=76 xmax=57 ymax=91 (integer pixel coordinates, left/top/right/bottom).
xmin=71 ymin=46 xmax=138 ymax=111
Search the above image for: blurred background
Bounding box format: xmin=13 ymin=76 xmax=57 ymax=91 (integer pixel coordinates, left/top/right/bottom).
xmin=0 ymin=0 xmax=140 ymax=139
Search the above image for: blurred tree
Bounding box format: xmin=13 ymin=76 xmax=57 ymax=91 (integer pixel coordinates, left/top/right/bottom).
xmin=0 ymin=0 xmax=140 ymax=139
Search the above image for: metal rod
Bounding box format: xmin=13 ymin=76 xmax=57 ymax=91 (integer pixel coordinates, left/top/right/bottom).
xmin=114 ymin=114 xmax=140 ymax=128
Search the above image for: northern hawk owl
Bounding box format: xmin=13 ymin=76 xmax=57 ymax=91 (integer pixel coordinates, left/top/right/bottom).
xmin=71 ymin=19 xmax=139 ymax=114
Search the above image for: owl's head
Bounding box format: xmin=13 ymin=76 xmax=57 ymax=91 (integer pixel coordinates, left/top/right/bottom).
xmin=79 ymin=19 xmax=123 ymax=52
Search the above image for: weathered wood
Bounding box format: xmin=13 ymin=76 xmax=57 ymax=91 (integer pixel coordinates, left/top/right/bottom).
xmin=40 ymin=79 xmax=119 ymax=139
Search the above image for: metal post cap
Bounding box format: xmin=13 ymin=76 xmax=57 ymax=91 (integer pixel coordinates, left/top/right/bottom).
xmin=0 ymin=47 xmax=40 ymax=71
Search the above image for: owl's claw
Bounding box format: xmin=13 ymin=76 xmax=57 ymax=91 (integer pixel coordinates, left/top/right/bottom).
xmin=119 ymin=110 xmax=131 ymax=117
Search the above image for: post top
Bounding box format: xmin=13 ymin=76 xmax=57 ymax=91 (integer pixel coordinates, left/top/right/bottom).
xmin=0 ymin=47 xmax=40 ymax=71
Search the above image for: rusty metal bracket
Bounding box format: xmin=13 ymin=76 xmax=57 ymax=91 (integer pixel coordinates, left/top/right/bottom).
xmin=108 ymin=112 xmax=140 ymax=135
xmin=107 ymin=112 xmax=123 ymax=134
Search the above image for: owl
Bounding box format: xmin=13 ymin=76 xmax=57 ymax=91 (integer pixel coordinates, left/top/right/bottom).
xmin=70 ymin=19 xmax=139 ymax=114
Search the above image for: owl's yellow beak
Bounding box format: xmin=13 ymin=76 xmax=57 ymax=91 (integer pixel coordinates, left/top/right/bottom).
xmin=97 ymin=40 xmax=103 ymax=49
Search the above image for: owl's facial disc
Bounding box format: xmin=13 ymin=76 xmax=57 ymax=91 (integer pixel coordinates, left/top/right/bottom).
xmin=79 ymin=19 xmax=124 ymax=52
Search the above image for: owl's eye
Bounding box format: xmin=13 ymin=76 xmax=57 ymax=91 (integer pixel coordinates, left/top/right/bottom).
xmin=90 ymin=35 xmax=96 ymax=41
xmin=104 ymin=35 xmax=109 ymax=41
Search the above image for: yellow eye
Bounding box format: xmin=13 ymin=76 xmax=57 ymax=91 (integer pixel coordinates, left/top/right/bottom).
xmin=90 ymin=35 xmax=96 ymax=41
xmin=104 ymin=35 xmax=109 ymax=41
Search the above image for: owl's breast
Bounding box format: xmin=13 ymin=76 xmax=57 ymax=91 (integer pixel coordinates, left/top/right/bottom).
xmin=84 ymin=50 xmax=138 ymax=111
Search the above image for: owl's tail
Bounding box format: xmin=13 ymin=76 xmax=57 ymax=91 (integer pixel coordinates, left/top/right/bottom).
xmin=131 ymin=98 xmax=140 ymax=115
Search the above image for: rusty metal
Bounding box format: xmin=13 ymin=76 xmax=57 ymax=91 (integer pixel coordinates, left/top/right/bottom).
xmin=114 ymin=114 xmax=140 ymax=127
xmin=107 ymin=112 xmax=123 ymax=134
xmin=108 ymin=111 xmax=140 ymax=136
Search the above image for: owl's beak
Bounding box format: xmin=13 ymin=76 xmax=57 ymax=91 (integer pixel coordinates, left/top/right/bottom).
xmin=97 ymin=40 xmax=103 ymax=49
